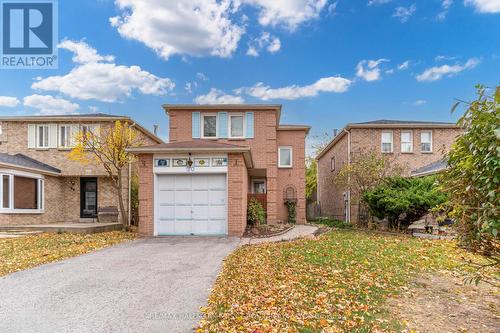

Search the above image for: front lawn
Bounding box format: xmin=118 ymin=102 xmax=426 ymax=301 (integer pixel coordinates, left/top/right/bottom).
xmin=197 ymin=229 xmax=487 ymax=332
xmin=0 ymin=231 xmax=137 ymax=276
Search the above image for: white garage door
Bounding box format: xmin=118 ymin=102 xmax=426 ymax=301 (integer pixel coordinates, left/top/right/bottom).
xmin=156 ymin=174 xmax=227 ymax=236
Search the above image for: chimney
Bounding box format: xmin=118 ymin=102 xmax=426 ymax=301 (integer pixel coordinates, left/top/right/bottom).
xmin=153 ymin=125 xmax=159 ymax=136
xmin=333 ymin=128 xmax=338 ymax=137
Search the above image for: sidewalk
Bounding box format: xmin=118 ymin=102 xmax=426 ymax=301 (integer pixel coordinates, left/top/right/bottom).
xmin=240 ymin=224 xmax=318 ymax=245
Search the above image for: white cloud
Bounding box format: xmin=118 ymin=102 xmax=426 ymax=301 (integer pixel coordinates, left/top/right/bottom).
xmin=393 ymin=4 xmax=416 ymax=22
xmin=356 ymin=59 xmax=389 ymax=81
xmin=367 ymin=0 xmax=392 ymax=5
xmin=464 ymin=0 xmax=500 ymax=13
xmin=58 ymin=39 xmax=114 ymax=64
xmin=23 ymin=95 xmax=79 ymax=115
xmin=110 ymin=0 xmax=244 ymax=60
xmin=398 ymin=60 xmax=410 ymax=70
xmin=246 ymin=32 xmax=281 ymax=57
xmin=437 ymin=0 xmax=454 ymax=20
xmin=0 ymin=96 xmax=20 ymax=107
xmin=413 ymin=99 xmax=427 ymax=105
xmin=89 ymin=106 xmax=99 ymax=113
xmin=32 ymin=40 xmax=174 ymax=102
xmin=435 ymin=55 xmax=457 ymax=61
xmin=194 ymin=88 xmax=244 ymax=104
xmin=416 ymin=58 xmax=480 ymax=82
xmin=243 ymin=0 xmax=329 ymax=31
xmin=244 ymin=76 xmax=352 ymax=101
xmin=196 ymin=72 xmax=209 ymax=81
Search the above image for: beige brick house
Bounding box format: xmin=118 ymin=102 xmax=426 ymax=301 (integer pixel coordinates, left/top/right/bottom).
xmin=128 ymin=104 xmax=310 ymax=237
xmin=0 ymin=114 xmax=162 ymax=226
xmin=316 ymin=120 xmax=462 ymax=223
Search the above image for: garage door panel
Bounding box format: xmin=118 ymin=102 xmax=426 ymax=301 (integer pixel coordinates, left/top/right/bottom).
xmin=174 ymin=175 xmax=191 ymax=189
xmin=209 ymin=206 xmax=226 ymax=220
xmin=174 ymin=190 xmax=191 ymax=205
xmin=209 ymin=175 xmax=226 ymax=189
xmin=157 ymin=220 xmax=174 ymax=234
xmin=158 ymin=190 xmax=174 ymax=205
xmin=158 ymin=205 xmax=174 ymax=219
xmin=173 ymin=221 xmax=191 ymax=234
xmin=158 ymin=176 xmax=175 ymax=189
xmin=192 ymin=205 xmax=208 ymax=220
xmin=156 ymin=174 xmax=227 ymax=236
xmin=209 ymin=190 xmax=226 ymax=205
xmin=192 ymin=190 xmax=209 ymax=205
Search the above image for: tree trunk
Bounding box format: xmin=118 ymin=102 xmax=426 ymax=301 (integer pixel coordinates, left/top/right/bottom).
xmin=116 ymin=169 xmax=129 ymax=227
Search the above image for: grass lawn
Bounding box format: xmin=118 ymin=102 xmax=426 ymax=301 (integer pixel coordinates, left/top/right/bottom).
xmin=0 ymin=231 xmax=137 ymax=277
xmin=197 ymin=229 xmax=488 ymax=333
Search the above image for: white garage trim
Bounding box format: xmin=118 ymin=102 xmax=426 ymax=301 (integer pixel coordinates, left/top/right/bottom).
xmin=153 ymin=153 xmax=228 ymax=236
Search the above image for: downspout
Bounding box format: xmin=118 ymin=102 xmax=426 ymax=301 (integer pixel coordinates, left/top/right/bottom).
xmin=346 ymin=129 xmax=351 ymax=223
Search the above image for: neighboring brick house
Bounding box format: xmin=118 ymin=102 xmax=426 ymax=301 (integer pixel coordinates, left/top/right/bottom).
xmin=0 ymin=114 xmax=162 ymax=226
xmin=128 ymin=104 xmax=310 ymax=237
xmin=316 ymin=120 xmax=462 ymax=223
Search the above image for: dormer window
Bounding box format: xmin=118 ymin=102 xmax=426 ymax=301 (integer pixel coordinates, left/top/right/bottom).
xmin=202 ymin=115 xmax=217 ymax=138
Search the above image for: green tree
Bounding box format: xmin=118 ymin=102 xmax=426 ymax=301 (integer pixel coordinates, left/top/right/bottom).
xmin=440 ymin=85 xmax=499 ymax=276
xmin=363 ymin=176 xmax=447 ymax=230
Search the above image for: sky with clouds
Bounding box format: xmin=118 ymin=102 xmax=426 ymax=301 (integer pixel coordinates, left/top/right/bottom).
xmin=0 ymin=0 xmax=499 ymax=143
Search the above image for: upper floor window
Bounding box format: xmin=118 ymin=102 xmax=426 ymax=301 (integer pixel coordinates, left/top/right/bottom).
xmin=229 ymin=114 xmax=244 ymax=138
xmin=401 ymin=131 xmax=413 ymax=153
xmin=202 ymin=115 xmax=217 ymax=138
xmin=37 ymin=125 xmax=49 ymax=148
xmin=59 ymin=125 xmax=72 ymax=148
xmin=330 ymin=157 xmax=336 ymax=171
xmin=421 ymin=131 xmax=433 ymax=153
xmin=381 ymin=131 xmax=393 ymax=153
xmin=278 ymin=146 xmax=293 ymax=168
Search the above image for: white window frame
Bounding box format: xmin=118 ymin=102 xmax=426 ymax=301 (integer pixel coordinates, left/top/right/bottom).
xmin=400 ymin=130 xmax=413 ymax=153
xmin=421 ymin=130 xmax=433 ymax=153
xmin=201 ymin=114 xmax=218 ymax=139
xmin=36 ymin=124 xmax=49 ymax=149
xmin=0 ymin=171 xmax=44 ymax=213
xmin=381 ymin=131 xmax=393 ymax=153
xmin=59 ymin=124 xmax=72 ymax=148
xmin=229 ymin=113 xmax=245 ymax=139
xmin=330 ymin=156 xmax=336 ymax=171
xmin=278 ymin=146 xmax=293 ymax=168
xmin=0 ymin=125 xmax=3 ymax=135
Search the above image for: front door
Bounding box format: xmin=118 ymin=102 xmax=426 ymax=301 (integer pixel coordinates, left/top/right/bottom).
xmin=80 ymin=178 xmax=98 ymax=218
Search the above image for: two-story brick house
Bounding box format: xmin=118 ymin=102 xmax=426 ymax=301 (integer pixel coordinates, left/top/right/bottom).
xmin=0 ymin=114 xmax=162 ymax=226
xmin=316 ymin=120 xmax=462 ymax=223
xmin=128 ymin=104 xmax=310 ymax=237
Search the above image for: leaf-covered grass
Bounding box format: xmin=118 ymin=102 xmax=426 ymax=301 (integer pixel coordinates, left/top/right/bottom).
xmin=0 ymin=231 xmax=137 ymax=276
xmin=197 ymin=229 xmax=487 ymax=333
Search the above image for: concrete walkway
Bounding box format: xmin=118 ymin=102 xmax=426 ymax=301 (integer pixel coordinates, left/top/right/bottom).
xmin=0 ymin=237 xmax=239 ymax=333
xmin=240 ymin=224 xmax=318 ymax=245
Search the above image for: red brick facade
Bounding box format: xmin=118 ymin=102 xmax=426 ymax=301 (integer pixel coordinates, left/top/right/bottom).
xmin=134 ymin=106 xmax=309 ymax=237
xmin=317 ymin=125 xmax=462 ymax=223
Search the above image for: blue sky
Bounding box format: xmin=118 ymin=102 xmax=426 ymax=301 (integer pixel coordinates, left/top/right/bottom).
xmin=0 ymin=0 xmax=499 ymax=143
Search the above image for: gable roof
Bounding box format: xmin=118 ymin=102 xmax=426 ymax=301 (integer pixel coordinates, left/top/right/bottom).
xmin=352 ymin=119 xmax=456 ymax=126
xmin=0 ymin=113 xmax=163 ymax=144
xmin=0 ymin=153 xmax=61 ymax=175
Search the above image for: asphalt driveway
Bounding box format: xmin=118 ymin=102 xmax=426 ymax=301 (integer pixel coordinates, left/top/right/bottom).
xmin=0 ymin=237 xmax=239 ymax=333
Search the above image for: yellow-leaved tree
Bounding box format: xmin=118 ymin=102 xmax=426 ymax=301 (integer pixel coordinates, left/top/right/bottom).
xmin=69 ymin=121 xmax=141 ymax=226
